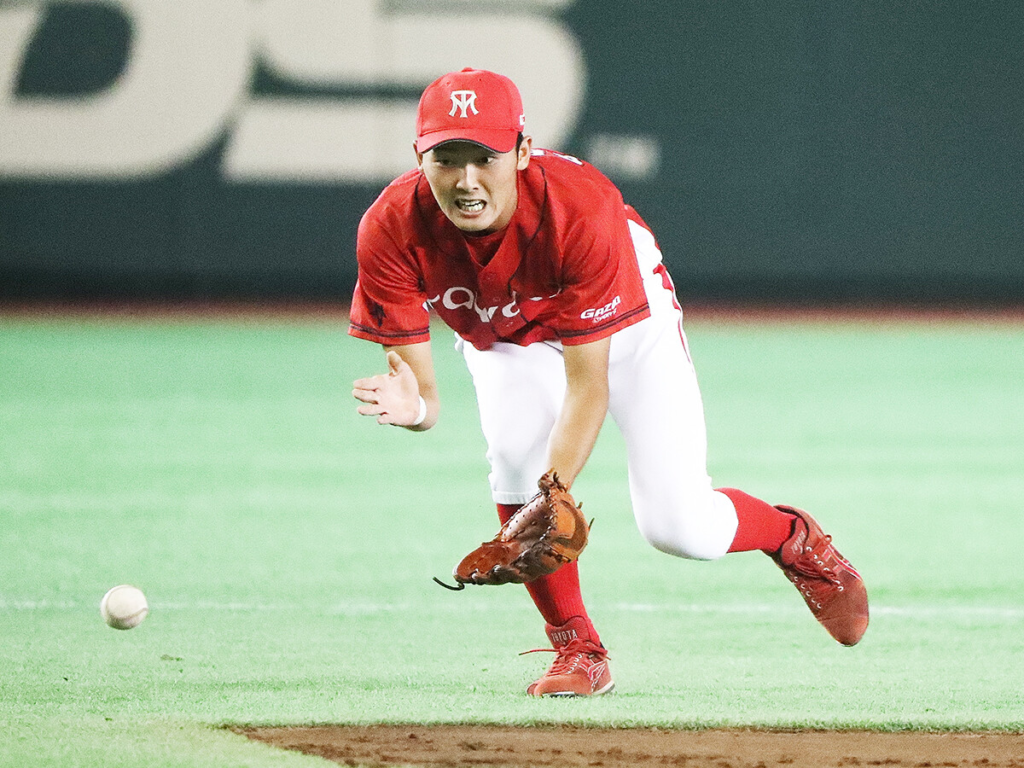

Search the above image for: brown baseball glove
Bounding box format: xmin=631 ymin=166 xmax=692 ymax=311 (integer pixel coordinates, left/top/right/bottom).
xmin=434 ymin=471 xmax=589 ymax=590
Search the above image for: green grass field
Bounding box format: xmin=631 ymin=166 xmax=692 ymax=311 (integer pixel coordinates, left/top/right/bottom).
xmin=2 ymin=310 xmax=1023 ymax=767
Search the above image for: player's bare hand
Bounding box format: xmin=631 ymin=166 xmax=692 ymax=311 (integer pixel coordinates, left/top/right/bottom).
xmin=353 ymin=350 xmax=422 ymax=426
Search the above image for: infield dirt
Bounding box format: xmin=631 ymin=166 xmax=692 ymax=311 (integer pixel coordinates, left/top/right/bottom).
xmin=237 ymin=724 xmax=1024 ymax=767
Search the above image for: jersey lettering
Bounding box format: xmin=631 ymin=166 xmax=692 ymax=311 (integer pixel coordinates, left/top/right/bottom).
xmin=433 ymin=287 xmax=521 ymax=323
xmin=581 ymin=295 xmax=622 ymax=321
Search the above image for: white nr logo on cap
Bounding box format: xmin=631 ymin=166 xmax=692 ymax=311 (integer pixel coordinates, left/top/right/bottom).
xmin=449 ymin=90 xmax=479 ymax=118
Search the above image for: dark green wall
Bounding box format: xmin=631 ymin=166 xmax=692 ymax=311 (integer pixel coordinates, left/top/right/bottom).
xmin=2 ymin=1 xmax=1022 ymax=304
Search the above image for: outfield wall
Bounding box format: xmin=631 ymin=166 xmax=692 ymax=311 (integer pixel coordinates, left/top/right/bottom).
xmin=1 ymin=1 xmax=1022 ymax=304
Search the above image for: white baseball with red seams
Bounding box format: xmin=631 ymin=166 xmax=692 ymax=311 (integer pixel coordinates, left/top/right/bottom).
xmin=100 ymin=585 xmax=149 ymax=630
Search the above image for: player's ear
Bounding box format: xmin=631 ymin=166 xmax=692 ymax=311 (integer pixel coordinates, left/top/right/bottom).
xmin=516 ymin=135 xmax=533 ymax=170
xmin=414 ymin=143 xmax=425 ymax=169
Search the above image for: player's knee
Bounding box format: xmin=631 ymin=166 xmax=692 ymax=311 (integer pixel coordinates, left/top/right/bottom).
xmin=638 ymin=520 xmax=726 ymax=561
xmin=634 ymin=492 xmax=737 ymax=561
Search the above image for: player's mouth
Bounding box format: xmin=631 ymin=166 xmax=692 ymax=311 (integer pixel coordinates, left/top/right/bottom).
xmin=454 ymin=199 xmax=486 ymax=215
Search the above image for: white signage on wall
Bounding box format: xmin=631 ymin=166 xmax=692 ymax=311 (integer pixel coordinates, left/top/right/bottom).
xmin=0 ymin=0 xmax=584 ymax=183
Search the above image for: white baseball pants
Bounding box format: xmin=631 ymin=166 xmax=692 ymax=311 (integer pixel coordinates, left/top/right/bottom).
xmin=457 ymin=221 xmax=739 ymax=561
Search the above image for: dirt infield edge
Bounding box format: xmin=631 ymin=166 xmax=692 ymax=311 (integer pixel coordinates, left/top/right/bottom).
xmin=235 ymin=723 xmax=1024 ymax=768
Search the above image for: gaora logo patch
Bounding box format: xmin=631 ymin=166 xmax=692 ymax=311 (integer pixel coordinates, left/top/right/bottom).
xmin=581 ymin=296 xmax=621 ymax=322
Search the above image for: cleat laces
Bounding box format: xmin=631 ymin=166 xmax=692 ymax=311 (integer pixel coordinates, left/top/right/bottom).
xmin=521 ymin=638 xmax=609 ymax=677
xmin=791 ymin=538 xmax=842 ymax=584
xmin=785 ymin=536 xmax=852 ymax=609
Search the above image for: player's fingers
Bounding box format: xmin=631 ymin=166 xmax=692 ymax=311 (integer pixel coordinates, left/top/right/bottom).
xmin=356 ymin=403 xmax=386 ymax=417
xmin=352 ymin=387 xmax=380 ymax=404
xmin=352 ymin=375 xmax=384 ymax=390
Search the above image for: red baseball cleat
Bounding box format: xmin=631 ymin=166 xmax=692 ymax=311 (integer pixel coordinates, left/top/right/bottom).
xmin=524 ymin=617 xmax=615 ymax=697
xmin=771 ymin=505 xmax=869 ymax=646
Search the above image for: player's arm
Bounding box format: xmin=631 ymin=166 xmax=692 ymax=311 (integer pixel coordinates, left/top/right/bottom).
xmin=545 ymin=335 xmax=612 ymax=488
xmin=352 ymin=341 xmax=439 ymax=431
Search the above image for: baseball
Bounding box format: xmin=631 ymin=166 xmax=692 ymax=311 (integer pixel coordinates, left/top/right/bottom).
xmin=100 ymin=585 xmax=149 ymax=630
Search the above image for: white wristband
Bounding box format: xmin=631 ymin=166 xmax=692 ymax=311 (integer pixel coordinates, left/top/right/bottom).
xmin=411 ymin=396 xmax=427 ymax=427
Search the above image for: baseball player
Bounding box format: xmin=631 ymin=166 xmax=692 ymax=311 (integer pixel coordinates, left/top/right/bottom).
xmin=351 ymin=68 xmax=868 ymax=697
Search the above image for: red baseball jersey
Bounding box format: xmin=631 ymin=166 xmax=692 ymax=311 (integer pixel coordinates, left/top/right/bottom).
xmin=349 ymin=149 xmax=652 ymax=351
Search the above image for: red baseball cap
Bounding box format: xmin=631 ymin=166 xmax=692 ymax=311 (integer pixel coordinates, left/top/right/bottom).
xmin=415 ymin=68 xmax=525 ymax=154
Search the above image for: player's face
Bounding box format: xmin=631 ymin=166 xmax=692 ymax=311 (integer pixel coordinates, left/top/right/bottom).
xmin=417 ymin=137 xmax=532 ymax=234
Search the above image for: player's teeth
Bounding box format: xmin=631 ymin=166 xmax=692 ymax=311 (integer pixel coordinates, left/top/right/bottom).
xmin=459 ymin=200 xmax=484 ymax=212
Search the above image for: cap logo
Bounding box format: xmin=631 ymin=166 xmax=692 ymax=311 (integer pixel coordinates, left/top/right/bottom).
xmin=448 ymin=90 xmax=479 ymax=118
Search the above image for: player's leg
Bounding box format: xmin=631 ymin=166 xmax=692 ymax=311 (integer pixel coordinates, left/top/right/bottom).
xmin=610 ymin=317 xmax=868 ymax=643
xmin=608 ymin=321 xmax=794 ymax=559
xmin=459 ymin=338 xmax=565 ymax=505
xmin=609 ymin=222 xmax=868 ymax=644
xmin=607 ymin=296 xmax=742 ymax=560
xmin=459 ymin=338 xmax=611 ymax=695
xmin=604 ymin=222 xmax=765 ymax=558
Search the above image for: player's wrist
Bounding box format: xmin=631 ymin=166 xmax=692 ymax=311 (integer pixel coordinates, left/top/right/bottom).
xmin=410 ymin=395 xmax=427 ymax=427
